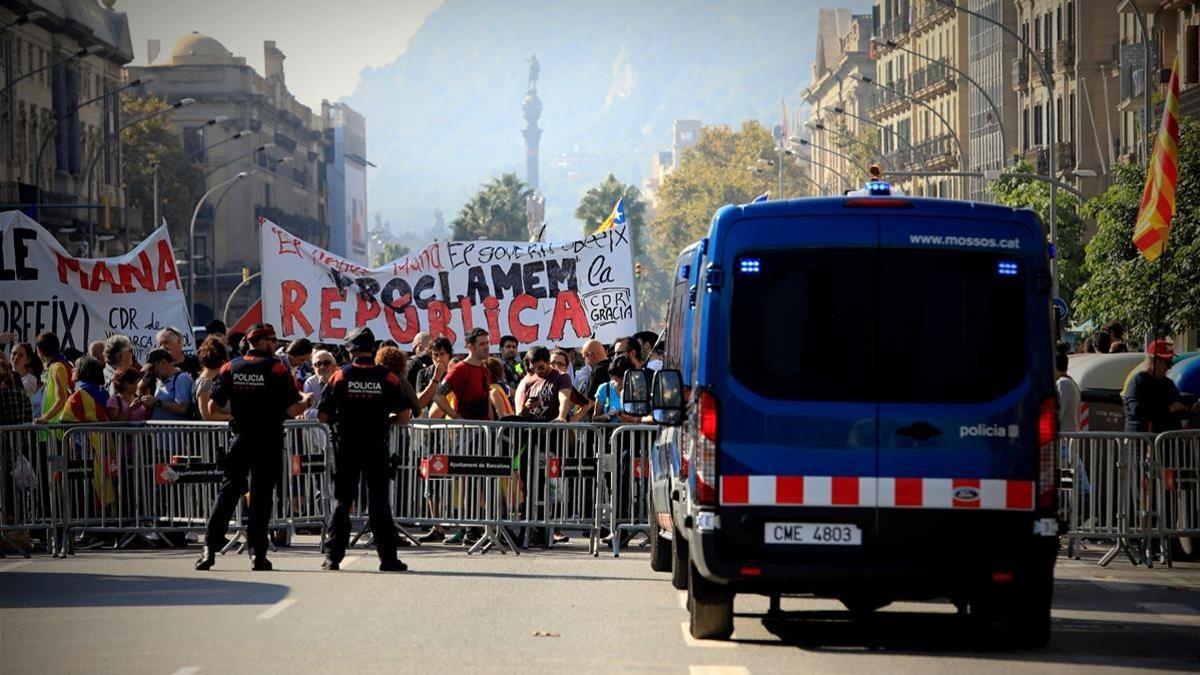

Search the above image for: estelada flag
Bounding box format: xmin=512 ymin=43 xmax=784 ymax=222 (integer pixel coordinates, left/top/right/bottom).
xmin=1132 ymin=56 xmax=1181 ymax=262
xmin=594 ymin=196 xmax=625 ymax=234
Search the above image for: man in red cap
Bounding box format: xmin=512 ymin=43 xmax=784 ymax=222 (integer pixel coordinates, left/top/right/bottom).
xmin=1123 ymin=339 xmax=1200 ymax=432
xmin=196 ymin=323 xmax=312 ymax=571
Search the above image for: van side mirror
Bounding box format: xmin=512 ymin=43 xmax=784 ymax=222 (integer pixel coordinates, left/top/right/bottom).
xmin=651 ymin=369 xmax=684 ymax=426
xmin=621 ymin=369 xmax=651 ymax=416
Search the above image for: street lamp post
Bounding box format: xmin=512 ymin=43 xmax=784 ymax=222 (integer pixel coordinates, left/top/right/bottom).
xmin=940 ymin=0 xmax=1059 ymax=297
xmin=850 ymin=73 xmax=969 ymax=198
xmin=788 ymin=151 xmax=852 ymax=193
xmin=823 ymin=105 xmax=933 ymax=195
xmin=189 ymin=171 xmax=249 ymax=323
xmin=792 ymin=138 xmax=864 ymax=189
xmin=204 ymin=142 xmax=275 ymax=179
xmin=872 ymin=37 xmax=1008 ymax=169
xmin=887 ymin=169 xmax=1092 ymax=200
xmin=803 ymin=121 xmax=891 ymax=170
xmin=185 ymin=128 xmax=253 ymax=162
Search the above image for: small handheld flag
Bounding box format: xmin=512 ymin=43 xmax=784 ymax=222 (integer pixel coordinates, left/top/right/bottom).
xmin=1133 ymin=56 xmax=1181 ymax=262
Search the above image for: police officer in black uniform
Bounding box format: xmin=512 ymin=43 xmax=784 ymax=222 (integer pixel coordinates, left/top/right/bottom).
xmin=318 ymin=326 xmax=409 ymax=572
xmin=195 ymin=324 xmax=310 ymax=571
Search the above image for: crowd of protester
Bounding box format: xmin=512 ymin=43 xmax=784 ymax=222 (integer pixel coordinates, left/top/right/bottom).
xmin=0 ymin=322 xmax=665 ymax=431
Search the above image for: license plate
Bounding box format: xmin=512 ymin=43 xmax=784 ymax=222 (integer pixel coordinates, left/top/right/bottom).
xmin=764 ymin=522 xmax=862 ymax=546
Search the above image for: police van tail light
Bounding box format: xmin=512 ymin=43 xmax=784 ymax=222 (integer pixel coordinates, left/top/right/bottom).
xmin=1037 ymin=394 xmax=1058 ymax=510
xmin=695 ymin=390 xmax=719 ymax=506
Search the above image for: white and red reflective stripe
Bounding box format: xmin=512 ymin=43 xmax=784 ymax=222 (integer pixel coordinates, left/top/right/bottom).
xmin=1079 ymin=402 xmax=1090 ymax=430
xmin=719 ymin=475 xmax=1035 ymax=511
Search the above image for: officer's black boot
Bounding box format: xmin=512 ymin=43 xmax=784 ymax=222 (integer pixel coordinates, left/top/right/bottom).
xmin=321 ymin=556 xmax=340 ymax=571
xmin=379 ymin=558 xmax=407 ymax=572
xmin=194 ymin=546 xmax=216 ymax=571
xmin=251 ymin=556 xmax=273 ymax=571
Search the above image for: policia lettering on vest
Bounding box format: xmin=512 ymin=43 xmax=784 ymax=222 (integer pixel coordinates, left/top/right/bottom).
xmin=196 ymin=324 xmax=312 ymax=571
xmin=318 ymin=326 xmax=411 ymax=572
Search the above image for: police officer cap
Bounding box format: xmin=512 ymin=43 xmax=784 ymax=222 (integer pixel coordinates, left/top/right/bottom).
xmin=346 ymin=327 xmax=376 ymax=351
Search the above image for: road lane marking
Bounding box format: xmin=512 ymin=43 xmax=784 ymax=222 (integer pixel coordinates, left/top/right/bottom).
xmin=256 ymin=598 xmax=296 ymax=620
xmin=0 ymin=561 xmax=33 ymax=572
xmin=1138 ymin=602 xmax=1199 ymax=618
xmin=172 ymin=668 xmax=201 ymax=675
xmin=689 ymin=667 xmax=749 ymax=675
xmin=680 ymin=623 xmax=737 ymax=648
xmin=1089 ymin=578 xmax=1143 ymax=592
xmin=678 ymin=591 xmax=687 ymax=609
xmin=1055 ymin=607 xmax=1200 ymax=627
xmin=339 ymin=555 xmax=365 ymax=569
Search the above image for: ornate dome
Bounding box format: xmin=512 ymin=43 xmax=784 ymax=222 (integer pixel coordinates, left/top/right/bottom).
xmin=169 ymin=32 xmax=236 ymax=65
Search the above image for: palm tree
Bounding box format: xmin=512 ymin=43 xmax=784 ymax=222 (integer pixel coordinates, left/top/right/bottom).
xmin=575 ymin=173 xmax=647 ymax=256
xmin=452 ymin=172 xmax=532 ymax=241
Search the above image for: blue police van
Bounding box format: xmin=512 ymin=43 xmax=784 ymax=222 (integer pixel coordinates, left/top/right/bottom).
xmin=638 ymin=186 xmax=1060 ymax=645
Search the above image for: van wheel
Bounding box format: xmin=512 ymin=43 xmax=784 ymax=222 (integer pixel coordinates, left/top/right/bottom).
xmin=688 ymin=562 xmax=734 ymax=640
xmin=972 ymin=575 xmax=1052 ymax=649
xmin=670 ymin=528 xmax=689 ymax=590
xmin=649 ymin=516 xmax=671 ymax=572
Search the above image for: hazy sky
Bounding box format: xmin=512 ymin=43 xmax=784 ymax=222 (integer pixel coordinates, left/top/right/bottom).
xmin=119 ymin=0 xmax=443 ymax=109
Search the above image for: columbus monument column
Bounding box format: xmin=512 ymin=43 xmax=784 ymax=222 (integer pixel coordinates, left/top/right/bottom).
xmin=522 ymin=54 xmax=542 ymax=191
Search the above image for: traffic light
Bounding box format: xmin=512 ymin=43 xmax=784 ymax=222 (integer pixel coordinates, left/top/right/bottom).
xmin=635 ymin=262 xmax=643 ymax=278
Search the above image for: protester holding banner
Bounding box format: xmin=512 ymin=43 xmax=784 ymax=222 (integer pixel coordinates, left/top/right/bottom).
xmin=34 ymin=332 xmax=74 ymax=425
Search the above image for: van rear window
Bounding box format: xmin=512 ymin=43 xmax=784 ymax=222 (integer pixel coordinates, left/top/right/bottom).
xmin=729 ymin=248 xmax=1027 ymax=403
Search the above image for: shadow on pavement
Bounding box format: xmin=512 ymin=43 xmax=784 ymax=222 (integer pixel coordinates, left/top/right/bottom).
xmin=725 ymin=579 xmax=1200 ymax=672
xmin=0 ymin=573 xmax=290 ymax=609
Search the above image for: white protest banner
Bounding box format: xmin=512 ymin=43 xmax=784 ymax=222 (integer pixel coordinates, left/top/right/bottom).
xmin=260 ymin=217 xmax=636 ymax=350
xmin=0 ymin=210 xmax=194 ymax=358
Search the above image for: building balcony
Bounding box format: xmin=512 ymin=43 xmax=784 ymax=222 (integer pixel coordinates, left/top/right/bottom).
xmin=1012 ymin=57 xmax=1029 ymax=91
xmin=912 ymin=0 xmax=954 ymax=34
xmin=1024 ymin=146 xmax=1049 ymax=175
xmin=1056 ymin=40 xmax=1075 ymax=74
xmin=877 ymin=16 xmax=911 ymax=43
xmin=913 ymin=133 xmax=958 ymax=170
xmin=910 ymin=58 xmax=956 ymax=98
xmin=1033 ymin=48 xmax=1054 ymax=82
xmin=1054 ymin=142 xmax=1076 ymax=172
xmin=868 ymin=80 xmax=909 ymax=119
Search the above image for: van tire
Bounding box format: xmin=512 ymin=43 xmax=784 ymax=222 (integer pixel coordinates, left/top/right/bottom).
xmin=688 ymin=562 xmax=734 ymax=640
xmin=649 ymin=516 xmax=671 ymax=572
xmin=670 ymin=528 xmax=689 ymax=590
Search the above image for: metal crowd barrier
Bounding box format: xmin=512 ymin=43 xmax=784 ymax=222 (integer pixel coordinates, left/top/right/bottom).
xmin=596 ymin=425 xmax=657 ymax=557
xmin=1152 ymin=430 xmax=1200 ymax=567
xmin=0 ymin=424 xmax=70 ymax=557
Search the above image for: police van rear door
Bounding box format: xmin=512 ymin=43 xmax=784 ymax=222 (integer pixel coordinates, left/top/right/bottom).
xmin=714 ymin=213 xmax=879 ymax=563
xmin=874 ymin=213 xmax=1047 ymax=557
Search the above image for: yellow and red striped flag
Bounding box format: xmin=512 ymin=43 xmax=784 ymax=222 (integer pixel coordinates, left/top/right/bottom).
xmin=1132 ymin=56 xmax=1181 ymax=262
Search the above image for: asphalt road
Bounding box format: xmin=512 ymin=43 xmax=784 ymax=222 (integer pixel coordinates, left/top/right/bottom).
xmin=2 ymin=538 xmax=1198 ymax=674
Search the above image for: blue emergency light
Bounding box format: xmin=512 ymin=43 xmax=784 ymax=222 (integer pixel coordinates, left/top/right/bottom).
xmin=738 ymin=258 xmax=761 ymax=274
xmin=996 ymin=260 xmax=1019 ymax=276
xmin=866 ymin=180 xmax=892 ymax=196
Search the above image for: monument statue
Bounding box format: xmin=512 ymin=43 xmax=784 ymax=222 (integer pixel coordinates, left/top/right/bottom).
xmin=525 ymin=191 xmax=546 ymax=242
xmin=526 ymin=54 xmax=540 ymax=92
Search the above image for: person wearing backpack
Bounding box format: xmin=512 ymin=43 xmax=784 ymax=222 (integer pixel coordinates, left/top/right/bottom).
xmin=143 ymin=348 xmax=196 ymax=421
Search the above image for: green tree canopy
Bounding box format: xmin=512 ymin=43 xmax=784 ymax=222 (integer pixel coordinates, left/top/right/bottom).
xmin=121 ymin=94 xmax=206 ymax=247
xmin=1074 ymin=116 xmax=1200 ymax=338
xmin=451 ymin=173 xmax=533 ymax=241
xmin=575 ymin=173 xmax=647 ymax=256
